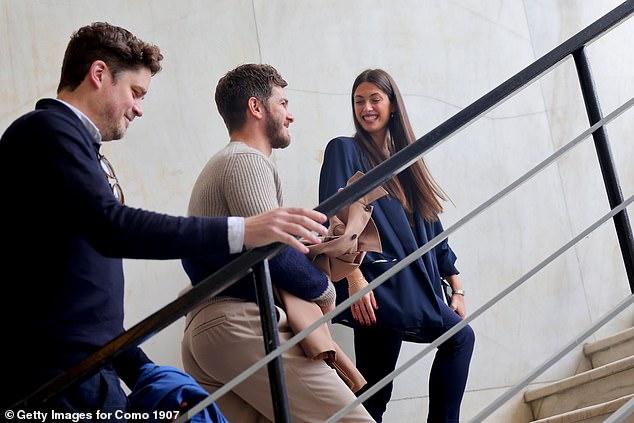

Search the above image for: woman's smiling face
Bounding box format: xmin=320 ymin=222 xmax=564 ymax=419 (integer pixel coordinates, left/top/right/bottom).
xmin=353 ymin=81 xmax=393 ymax=143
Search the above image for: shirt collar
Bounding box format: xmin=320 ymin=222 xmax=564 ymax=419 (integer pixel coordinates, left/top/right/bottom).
xmin=54 ymin=98 xmax=102 ymax=145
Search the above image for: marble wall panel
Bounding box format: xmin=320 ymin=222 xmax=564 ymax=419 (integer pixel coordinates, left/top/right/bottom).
xmin=2 ymin=1 xmax=633 ymax=421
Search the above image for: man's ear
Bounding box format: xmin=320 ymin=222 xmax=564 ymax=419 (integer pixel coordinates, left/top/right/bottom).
xmin=247 ymin=96 xmax=264 ymax=119
xmin=87 ymin=60 xmax=108 ymax=89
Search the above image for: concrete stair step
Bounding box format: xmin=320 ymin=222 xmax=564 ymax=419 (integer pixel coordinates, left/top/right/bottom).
xmin=584 ymin=327 xmax=634 ymax=368
xmin=524 ymin=355 xmax=634 ymax=419
xmin=529 ymin=394 xmax=634 ymax=423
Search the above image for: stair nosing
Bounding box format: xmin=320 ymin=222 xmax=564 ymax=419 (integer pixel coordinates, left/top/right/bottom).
xmin=524 ymin=355 xmax=634 ymax=402
xmin=583 ymin=327 xmax=634 ymax=355
xmin=530 ymin=393 xmax=634 ymax=423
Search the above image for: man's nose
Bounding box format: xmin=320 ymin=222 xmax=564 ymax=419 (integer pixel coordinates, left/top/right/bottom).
xmin=132 ymin=100 xmax=143 ymax=117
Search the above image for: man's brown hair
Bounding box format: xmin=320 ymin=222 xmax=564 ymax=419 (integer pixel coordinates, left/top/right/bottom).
xmin=215 ymin=63 xmax=287 ymax=133
xmin=57 ymin=22 xmax=163 ymax=93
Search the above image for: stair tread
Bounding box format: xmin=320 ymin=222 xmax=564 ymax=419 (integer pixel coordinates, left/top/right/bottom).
xmin=584 ymin=327 xmax=634 ymax=356
xmin=530 ymin=394 xmax=634 ymax=423
xmin=525 ymin=355 xmax=634 ymax=402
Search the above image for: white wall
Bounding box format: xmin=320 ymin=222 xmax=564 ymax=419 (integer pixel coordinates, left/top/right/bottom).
xmin=2 ymin=1 xmax=633 ymax=421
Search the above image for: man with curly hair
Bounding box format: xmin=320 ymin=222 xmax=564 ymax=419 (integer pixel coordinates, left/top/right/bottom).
xmin=0 ymin=23 xmax=327 ymax=420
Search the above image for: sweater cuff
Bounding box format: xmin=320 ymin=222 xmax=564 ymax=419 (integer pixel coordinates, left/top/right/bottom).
xmin=311 ymin=279 xmax=336 ymax=308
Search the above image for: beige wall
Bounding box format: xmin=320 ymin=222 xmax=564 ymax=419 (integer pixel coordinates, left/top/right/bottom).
xmin=2 ymin=1 xmax=633 ymax=421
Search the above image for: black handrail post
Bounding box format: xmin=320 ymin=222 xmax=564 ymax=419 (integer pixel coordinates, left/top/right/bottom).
xmin=573 ymin=46 xmax=634 ymax=293
xmin=253 ymin=259 xmax=291 ymax=422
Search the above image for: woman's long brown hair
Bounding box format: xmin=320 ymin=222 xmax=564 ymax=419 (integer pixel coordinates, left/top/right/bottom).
xmin=351 ymin=69 xmax=447 ymax=221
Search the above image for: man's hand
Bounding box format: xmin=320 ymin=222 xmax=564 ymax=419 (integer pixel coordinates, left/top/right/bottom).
xmin=244 ymin=207 xmax=327 ymax=253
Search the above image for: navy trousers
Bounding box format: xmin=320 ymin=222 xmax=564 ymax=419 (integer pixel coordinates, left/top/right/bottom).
xmin=353 ymin=301 xmax=475 ymax=423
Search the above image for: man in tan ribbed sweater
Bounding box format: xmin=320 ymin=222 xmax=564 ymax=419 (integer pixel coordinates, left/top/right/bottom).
xmin=181 ymin=64 xmax=373 ymax=422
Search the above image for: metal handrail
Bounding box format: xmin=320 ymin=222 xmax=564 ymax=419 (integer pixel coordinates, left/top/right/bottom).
xmin=10 ymin=0 xmax=634 ymax=419
xmin=470 ymin=285 xmax=634 ymax=422
xmin=574 ymin=46 xmax=634 ymax=292
xmin=338 ymin=196 xmax=634 ymax=423
xmin=172 ymin=97 xmax=634 ymax=421
xmin=176 ymin=88 xmax=634 ymax=423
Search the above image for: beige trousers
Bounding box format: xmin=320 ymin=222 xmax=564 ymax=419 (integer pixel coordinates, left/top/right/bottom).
xmin=181 ymin=298 xmax=373 ymax=423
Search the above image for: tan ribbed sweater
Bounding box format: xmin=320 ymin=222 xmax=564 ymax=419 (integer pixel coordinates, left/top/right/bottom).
xmin=187 ymin=141 xmax=335 ymax=306
xmin=188 ymin=141 xmax=283 ymax=218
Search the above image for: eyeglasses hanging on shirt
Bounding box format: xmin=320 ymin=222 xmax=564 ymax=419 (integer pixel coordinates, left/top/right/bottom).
xmin=98 ymin=153 xmax=125 ymax=205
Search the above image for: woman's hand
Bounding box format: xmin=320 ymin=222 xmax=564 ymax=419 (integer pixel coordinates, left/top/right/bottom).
xmin=446 ymin=274 xmax=467 ymax=318
xmin=450 ymin=293 xmax=466 ymax=318
xmin=348 ymin=276 xmax=378 ymax=325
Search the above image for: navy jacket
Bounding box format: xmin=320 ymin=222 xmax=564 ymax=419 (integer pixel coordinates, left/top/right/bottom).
xmin=319 ymin=137 xmax=459 ymax=337
xmin=0 ymin=99 xmax=231 ymax=407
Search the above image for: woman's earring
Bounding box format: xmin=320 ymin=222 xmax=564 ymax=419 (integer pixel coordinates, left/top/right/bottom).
xmin=390 ymin=113 xmax=394 ymax=119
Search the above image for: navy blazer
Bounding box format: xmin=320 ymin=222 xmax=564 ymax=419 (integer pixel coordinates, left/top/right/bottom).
xmin=319 ymin=137 xmax=459 ymax=336
xmin=0 ymin=99 xmax=231 ymax=406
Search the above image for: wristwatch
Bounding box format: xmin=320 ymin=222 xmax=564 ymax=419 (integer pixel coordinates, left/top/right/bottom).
xmin=452 ymin=289 xmax=465 ymax=296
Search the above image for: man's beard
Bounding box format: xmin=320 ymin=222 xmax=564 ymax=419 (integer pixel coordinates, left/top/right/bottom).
xmin=265 ymin=112 xmax=291 ymax=149
xmin=102 ymin=124 xmax=125 ymax=141
xmin=96 ymin=104 xmax=126 ymax=141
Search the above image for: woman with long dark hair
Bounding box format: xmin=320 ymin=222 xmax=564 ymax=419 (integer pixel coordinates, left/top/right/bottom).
xmin=319 ymin=69 xmax=475 ymax=423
